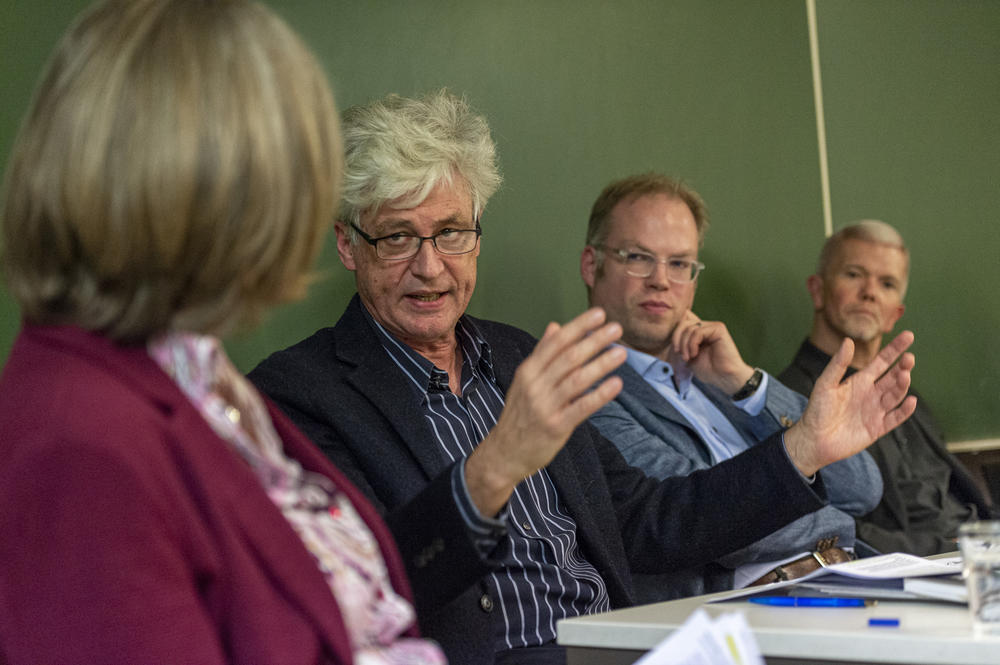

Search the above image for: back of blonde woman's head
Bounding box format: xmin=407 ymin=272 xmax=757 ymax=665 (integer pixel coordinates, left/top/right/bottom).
xmin=1 ymin=0 xmax=342 ymax=341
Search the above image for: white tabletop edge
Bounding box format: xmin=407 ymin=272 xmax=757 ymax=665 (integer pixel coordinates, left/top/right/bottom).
xmin=557 ymin=595 xmax=1000 ymax=665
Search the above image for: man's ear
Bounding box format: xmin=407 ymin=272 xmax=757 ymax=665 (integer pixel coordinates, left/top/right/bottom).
xmin=806 ymin=274 xmax=824 ymax=311
xmin=580 ymin=246 xmax=597 ymax=289
xmin=884 ymin=302 xmax=906 ymax=333
xmin=335 ymin=223 xmax=357 ymax=271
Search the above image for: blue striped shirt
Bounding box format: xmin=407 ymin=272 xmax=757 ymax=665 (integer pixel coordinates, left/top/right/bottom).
xmin=364 ymin=309 xmax=610 ymax=652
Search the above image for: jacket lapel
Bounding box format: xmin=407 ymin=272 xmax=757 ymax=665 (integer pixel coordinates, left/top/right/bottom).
xmin=273 ymin=404 xmax=420 ymax=635
xmin=613 ymin=363 xmax=713 ymax=467
xmin=333 ymin=297 xmax=450 ymax=479
xmin=617 ymin=363 xmax=695 ymax=429
xmin=169 ymin=406 xmax=356 ymax=661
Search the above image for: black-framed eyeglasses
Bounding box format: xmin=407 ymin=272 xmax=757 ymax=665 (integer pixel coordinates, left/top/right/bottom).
xmin=350 ymin=221 xmax=482 ymax=260
xmin=596 ymin=245 xmax=705 ymax=283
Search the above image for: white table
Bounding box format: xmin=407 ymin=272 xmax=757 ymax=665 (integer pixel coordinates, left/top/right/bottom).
xmin=558 ymin=589 xmax=1000 ymax=664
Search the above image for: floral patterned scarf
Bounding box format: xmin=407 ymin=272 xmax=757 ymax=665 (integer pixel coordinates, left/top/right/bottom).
xmin=149 ymin=332 xmax=444 ymax=664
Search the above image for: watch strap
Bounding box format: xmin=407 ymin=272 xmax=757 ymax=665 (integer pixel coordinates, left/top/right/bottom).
xmin=732 ymin=367 xmax=763 ymax=401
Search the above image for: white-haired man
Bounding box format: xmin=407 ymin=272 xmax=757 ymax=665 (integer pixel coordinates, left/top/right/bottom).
xmin=251 ymin=91 xmax=917 ymax=665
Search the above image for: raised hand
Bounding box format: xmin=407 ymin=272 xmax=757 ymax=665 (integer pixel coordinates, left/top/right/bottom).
xmin=465 ymin=308 xmax=626 ymax=516
xmin=669 ymin=310 xmax=755 ymax=395
xmin=784 ymin=330 xmax=917 ymax=477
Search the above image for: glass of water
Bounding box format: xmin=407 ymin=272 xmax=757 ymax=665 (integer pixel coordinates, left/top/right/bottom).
xmin=959 ymin=521 xmax=1000 ymax=636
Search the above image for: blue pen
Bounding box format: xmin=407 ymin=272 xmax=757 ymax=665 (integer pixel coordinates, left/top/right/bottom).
xmin=749 ymin=596 xmax=870 ymax=607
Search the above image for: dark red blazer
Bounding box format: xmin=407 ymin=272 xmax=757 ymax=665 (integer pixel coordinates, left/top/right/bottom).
xmin=0 ymin=324 xmax=418 ymax=665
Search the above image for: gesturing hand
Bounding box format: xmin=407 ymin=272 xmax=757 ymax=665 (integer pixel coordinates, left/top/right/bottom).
xmin=465 ymin=308 xmax=625 ymax=517
xmin=670 ymin=310 xmax=755 ymax=395
xmin=784 ymin=330 xmax=917 ymax=477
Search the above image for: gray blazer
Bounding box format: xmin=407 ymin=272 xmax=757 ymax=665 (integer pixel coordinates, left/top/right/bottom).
xmin=590 ymin=362 xmax=882 ymax=601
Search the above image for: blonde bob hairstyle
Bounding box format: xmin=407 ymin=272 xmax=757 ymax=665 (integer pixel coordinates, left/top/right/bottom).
xmin=1 ymin=0 xmax=342 ymax=342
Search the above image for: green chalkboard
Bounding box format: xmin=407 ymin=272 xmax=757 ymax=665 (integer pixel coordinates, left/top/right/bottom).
xmin=814 ymin=0 xmax=1000 ymax=440
xmin=2 ymin=1 xmax=997 ymax=439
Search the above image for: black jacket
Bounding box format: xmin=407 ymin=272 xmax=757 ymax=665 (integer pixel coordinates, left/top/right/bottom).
xmin=780 ymin=338 xmax=993 ymax=555
xmin=250 ymin=296 xmax=828 ymax=664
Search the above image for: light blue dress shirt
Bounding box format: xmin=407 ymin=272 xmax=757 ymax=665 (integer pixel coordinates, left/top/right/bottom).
xmin=624 ymin=346 xmax=769 ymax=465
xmin=623 ymin=347 xmax=814 ymax=586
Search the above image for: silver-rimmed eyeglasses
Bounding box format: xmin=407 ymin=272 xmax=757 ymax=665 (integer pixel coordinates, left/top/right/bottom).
xmin=597 ymin=245 xmax=705 ymax=283
xmin=351 ymin=221 xmax=482 ymax=260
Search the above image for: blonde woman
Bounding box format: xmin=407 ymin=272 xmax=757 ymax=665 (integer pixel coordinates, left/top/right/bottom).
xmin=0 ymin=1 xmax=443 ymax=663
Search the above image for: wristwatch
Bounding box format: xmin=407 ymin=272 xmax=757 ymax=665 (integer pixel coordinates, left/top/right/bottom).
xmin=732 ymin=367 xmax=763 ymax=401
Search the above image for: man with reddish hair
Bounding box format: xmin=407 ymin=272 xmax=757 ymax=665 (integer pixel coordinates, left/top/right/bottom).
xmin=581 ymin=173 xmax=882 ymax=602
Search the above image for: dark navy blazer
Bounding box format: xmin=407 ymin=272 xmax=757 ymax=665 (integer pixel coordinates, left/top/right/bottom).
xmin=250 ymin=295 xmax=830 ymax=664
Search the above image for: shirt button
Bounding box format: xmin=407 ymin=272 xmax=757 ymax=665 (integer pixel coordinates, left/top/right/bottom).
xmin=480 ymin=594 xmax=494 ymax=612
xmin=522 ymin=522 xmax=532 ymax=531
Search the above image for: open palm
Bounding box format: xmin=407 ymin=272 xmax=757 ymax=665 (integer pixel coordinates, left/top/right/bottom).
xmin=785 ymin=331 xmax=916 ymax=476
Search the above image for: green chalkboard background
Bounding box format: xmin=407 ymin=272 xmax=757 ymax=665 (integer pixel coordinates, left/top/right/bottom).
xmin=2 ymin=1 xmax=998 ymax=439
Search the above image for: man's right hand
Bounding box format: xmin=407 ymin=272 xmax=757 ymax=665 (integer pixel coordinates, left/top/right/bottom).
xmin=465 ymin=308 xmax=625 ymax=517
xmin=669 ymin=310 xmax=756 ymax=396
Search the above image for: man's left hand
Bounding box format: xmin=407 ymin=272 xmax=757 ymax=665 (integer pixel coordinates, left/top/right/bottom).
xmin=784 ymin=330 xmax=917 ymax=477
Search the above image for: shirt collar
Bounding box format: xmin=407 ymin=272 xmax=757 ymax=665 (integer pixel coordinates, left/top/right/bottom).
xmin=455 ymin=316 xmax=497 ymax=385
xmin=623 ymin=345 xmax=693 ymax=396
xmin=361 ymin=304 xmax=495 ymax=394
xmin=147 ymin=330 xmax=225 ymax=400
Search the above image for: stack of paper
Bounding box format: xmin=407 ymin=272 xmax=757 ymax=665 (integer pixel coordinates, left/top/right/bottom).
xmin=634 ymin=609 xmax=764 ymax=665
xmin=709 ymin=553 xmax=965 ymax=603
xmin=902 ymin=575 xmax=967 ymax=603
